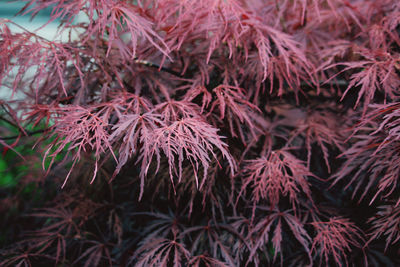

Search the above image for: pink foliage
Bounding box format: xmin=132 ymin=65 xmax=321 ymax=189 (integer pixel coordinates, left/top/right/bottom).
xmin=311 ymin=217 xmax=364 ymax=267
xmin=1 ymin=0 xmax=400 ymax=266
xmin=239 ymin=149 xmax=313 ymax=211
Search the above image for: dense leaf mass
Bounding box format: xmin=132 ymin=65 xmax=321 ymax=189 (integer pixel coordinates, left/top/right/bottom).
xmin=1 ymin=0 xmax=400 ymax=266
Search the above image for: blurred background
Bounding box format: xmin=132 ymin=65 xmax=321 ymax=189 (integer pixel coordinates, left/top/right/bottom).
xmin=0 ymin=1 xmax=86 ymax=99
xmin=0 ymin=1 xmax=72 ymax=188
xmin=0 ymin=0 xmax=84 ymax=40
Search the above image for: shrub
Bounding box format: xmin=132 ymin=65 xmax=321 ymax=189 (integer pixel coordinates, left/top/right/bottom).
xmin=1 ymin=0 xmax=400 ymax=266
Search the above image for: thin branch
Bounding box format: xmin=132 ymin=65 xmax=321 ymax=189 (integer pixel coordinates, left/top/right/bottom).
xmin=0 ymin=116 xmax=20 ymax=129
xmin=2 ymin=19 xmax=183 ymax=78
xmin=134 ymin=59 xmax=183 ymax=77
xmin=300 ymin=79 xmax=349 ymax=87
xmin=0 ymin=128 xmax=48 ymax=141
